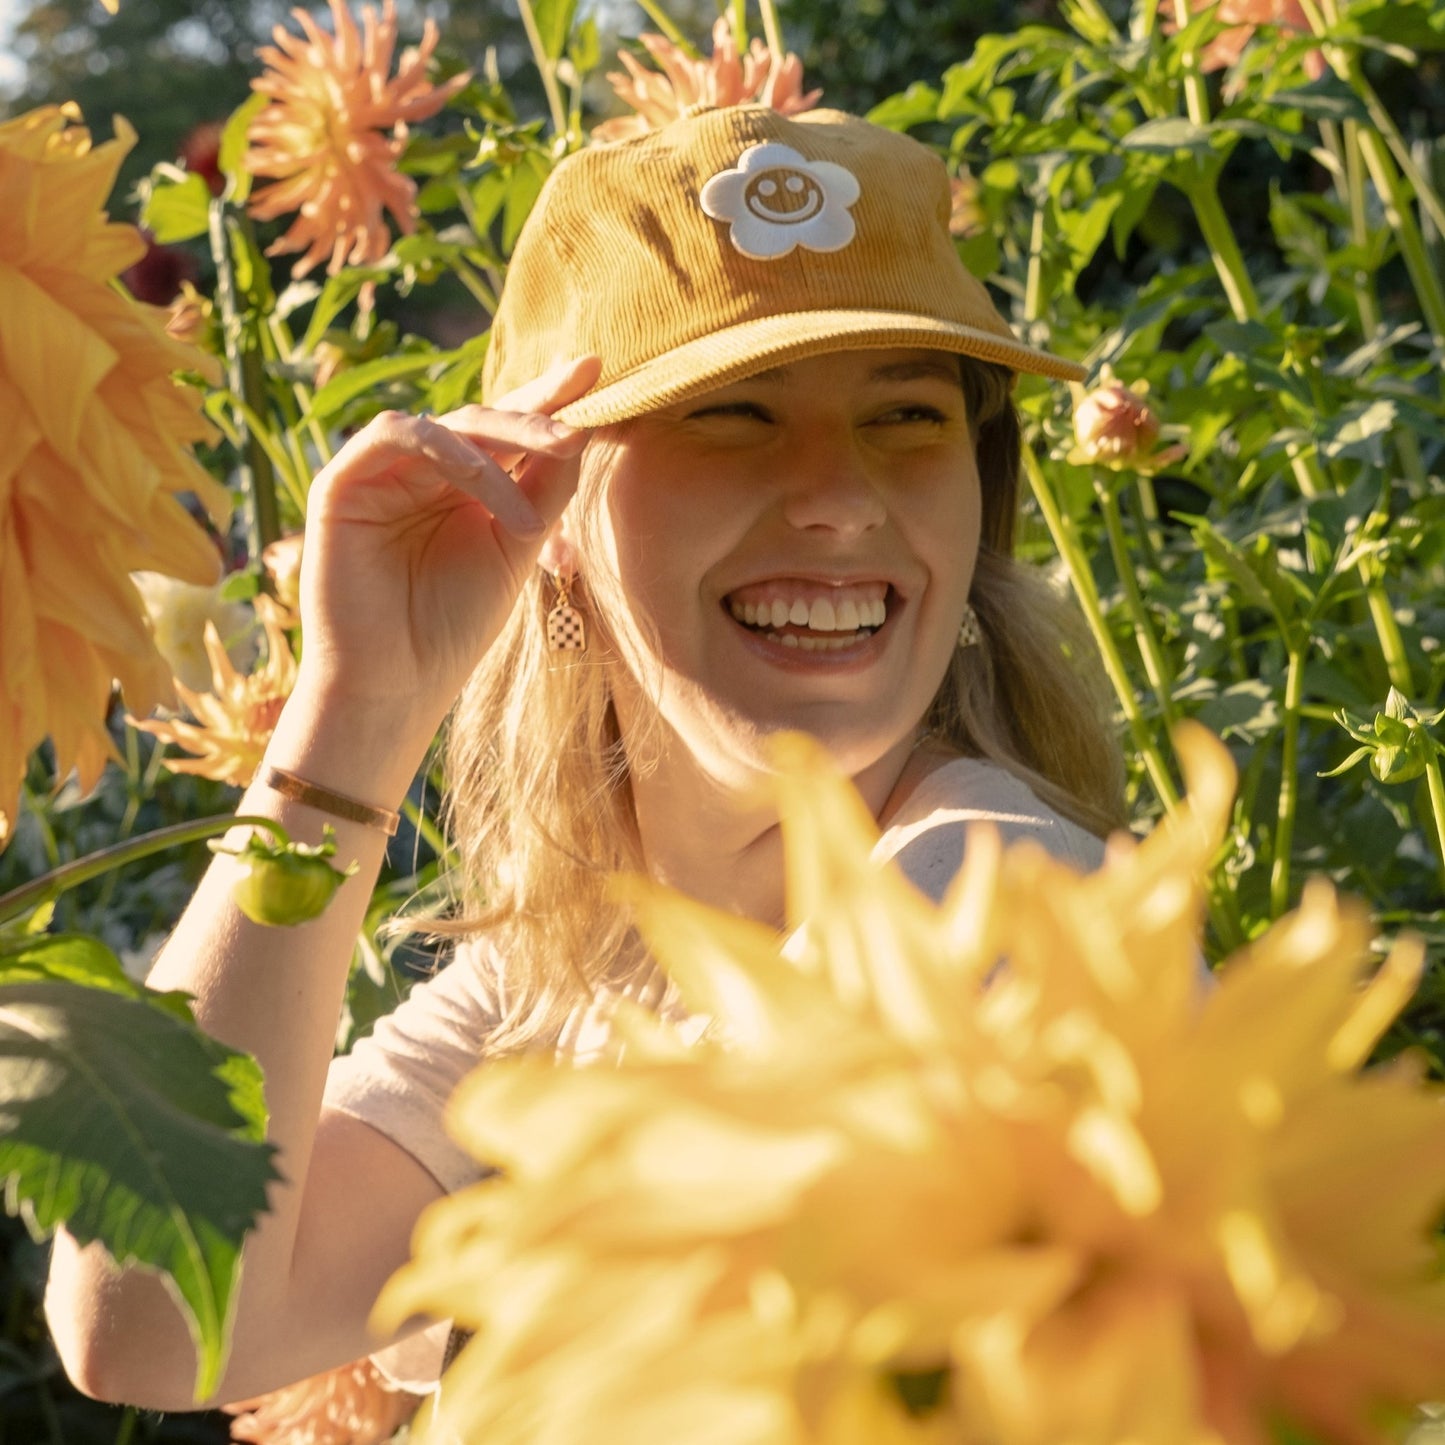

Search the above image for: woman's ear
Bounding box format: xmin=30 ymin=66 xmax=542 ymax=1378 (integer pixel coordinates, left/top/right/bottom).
xmin=538 ymin=504 xmax=579 ymax=578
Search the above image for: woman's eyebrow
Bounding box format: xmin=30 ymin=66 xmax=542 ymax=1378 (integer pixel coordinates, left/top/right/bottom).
xmin=868 ymin=359 xmax=965 ymax=387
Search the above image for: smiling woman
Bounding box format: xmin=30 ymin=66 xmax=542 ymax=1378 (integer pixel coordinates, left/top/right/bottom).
xmin=45 ymin=104 xmax=1126 ymax=1414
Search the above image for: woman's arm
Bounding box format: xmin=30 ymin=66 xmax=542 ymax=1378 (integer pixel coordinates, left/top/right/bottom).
xmin=43 ymin=358 xmax=599 ymax=1410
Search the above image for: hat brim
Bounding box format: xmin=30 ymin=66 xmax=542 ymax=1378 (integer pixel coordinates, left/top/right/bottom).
xmin=551 ymin=309 xmax=1085 ymax=427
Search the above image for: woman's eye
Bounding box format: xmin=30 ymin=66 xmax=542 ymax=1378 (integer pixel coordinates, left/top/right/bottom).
xmin=687 ymin=401 xmax=772 ymax=423
xmin=871 ymin=405 xmax=951 ymax=427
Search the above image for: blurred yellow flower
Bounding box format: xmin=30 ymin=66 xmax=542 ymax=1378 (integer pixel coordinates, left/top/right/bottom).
xmin=131 ymin=599 xmax=296 ymax=788
xmin=592 ymin=15 xmax=822 ymax=143
xmin=377 ymin=724 xmax=1445 ymax=1445
xmin=225 ymin=1356 xmax=422 ymax=1445
xmin=0 ymin=104 xmax=228 ymax=847
xmin=245 ymin=0 xmax=469 ymax=283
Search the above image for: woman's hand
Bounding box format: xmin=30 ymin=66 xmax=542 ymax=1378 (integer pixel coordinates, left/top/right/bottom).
xmin=293 ymin=356 xmax=600 ymax=743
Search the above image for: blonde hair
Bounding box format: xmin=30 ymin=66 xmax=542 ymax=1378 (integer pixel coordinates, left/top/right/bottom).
xmin=436 ymin=359 xmax=1124 ymax=1049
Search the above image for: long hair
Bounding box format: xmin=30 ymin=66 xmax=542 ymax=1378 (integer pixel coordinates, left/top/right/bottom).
xmin=435 ymin=358 xmax=1124 ymax=1049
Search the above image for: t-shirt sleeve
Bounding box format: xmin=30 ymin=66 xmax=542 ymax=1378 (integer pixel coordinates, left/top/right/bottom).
xmin=874 ymin=760 xmax=1105 ymax=903
xmin=323 ymin=940 xmax=504 ymax=1194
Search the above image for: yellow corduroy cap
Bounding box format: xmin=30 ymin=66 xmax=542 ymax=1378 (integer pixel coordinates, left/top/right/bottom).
xmin=482 ymin=105 xmax=1085 ymax=427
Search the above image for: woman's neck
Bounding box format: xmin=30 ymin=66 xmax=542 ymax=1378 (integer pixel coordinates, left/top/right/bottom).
xmin=626 ymin=729 xmax=944 ymax=929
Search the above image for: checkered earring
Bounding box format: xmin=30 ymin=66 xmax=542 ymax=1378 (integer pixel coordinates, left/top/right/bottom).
xmin=546 ymin=572 xmax=586 ymax=652
xmin=957 ymin=600 xmax=982 ymax=650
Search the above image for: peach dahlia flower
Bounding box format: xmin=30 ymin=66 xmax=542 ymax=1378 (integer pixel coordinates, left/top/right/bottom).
xmin=592 ymin=14 xmax=821 ymax=143
xmin=225 ymin=1356 xmax=423 ymax=1445
xmin=1172 ymin=0 xmax=1327 ymax=80
xmin=245 ymin=0 xmax=469 ymax=281
xmin=131 ymin=598 xmax=296 ymax=788
xmin=0 ymin=104 xmax=227 ymax=846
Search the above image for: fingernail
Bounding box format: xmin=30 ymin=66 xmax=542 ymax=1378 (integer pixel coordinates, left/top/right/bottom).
xmin=514 ymin=509 xmax=547 ymax=539
xmin=548 ymin=419 xmax=578 ymax=439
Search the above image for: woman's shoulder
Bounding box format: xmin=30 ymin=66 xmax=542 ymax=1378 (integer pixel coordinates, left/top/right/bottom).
xmin=874 ymin=753 xmax=1105 ymax=903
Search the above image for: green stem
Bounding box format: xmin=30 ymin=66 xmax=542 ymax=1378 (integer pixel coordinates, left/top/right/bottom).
xmin=0 ymin=816 xmax=290 ymax=927
xmin=632 ymin=0 xmax=693 ymax=48
xmin=515 ymin=0 xmax=568 ymax=138
xmin=1097 ymin=477 xmax=1179 ymax=730
xmin=1364 ymin=582 xmax=1414 ymax=695
xmin=1424 ymin=757 xmax=1445 ymax=893
xmin=401 ymin=796 xmax=449 ymax=860
xmin=1270 ymin=646 xmax=1306 ymax=917
xmin=758 ymin=0 xmax=785 ymax=60
xmin=1189 ymin=179 xmax=1260 ymax=324
xmin=729 ymin=0 xmax=748 ymax=47
xmin=1022 ymin=450 xmax=1181 ymax=814
xmin=1024 ymin=192 xmax=1048 ymax=326
xmin=268 ymin=315 xmax=333 ymax=473
xmin=1300 ymin=0 xmax=1445 ymax=241
xmin=112 ymin=1409 xmax=138 ymax=1445
xmin=1354 ymin=127 xmax=1445 ymax=345
xmin=209 ymin=200 xmax=281 ymax=556
xmin=1167 ymin=0 xmax=1212 ymax=129
xmin=1325 ymin=118 xmax=1382 ymax=339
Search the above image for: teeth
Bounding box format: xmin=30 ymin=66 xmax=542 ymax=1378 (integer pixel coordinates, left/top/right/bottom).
xmin=728 ymin=593 xmax=890 ymax=632
xmin=763 ymin=632 xmax=863 ymax=651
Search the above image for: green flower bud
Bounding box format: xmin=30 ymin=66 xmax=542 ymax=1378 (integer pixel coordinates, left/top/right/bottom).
xmin=212 ymin=826 xmax=358 ymax=927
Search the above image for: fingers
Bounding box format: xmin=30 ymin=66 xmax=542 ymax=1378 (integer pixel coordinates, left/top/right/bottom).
xmin=488 ymin=355 xmax=602 ymax=414
xmin=317 ymin=413 xmax=551 ymax=540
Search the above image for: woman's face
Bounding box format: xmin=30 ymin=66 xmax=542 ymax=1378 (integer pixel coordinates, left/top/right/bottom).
xmin=583 ymin=347 xmax=983 ymax=785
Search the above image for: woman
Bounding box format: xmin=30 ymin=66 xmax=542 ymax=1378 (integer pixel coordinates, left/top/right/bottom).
xmin=45 ymin=104 xmax=1124 ymax=1411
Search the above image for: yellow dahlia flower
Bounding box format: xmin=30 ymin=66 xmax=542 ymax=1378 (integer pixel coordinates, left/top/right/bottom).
xmin=376 ymin=724 xmax=1445 ymax=1445
xmin=245 ymin=0 xmax=469 ymax=282
xmin=130 ymin=599 xmax=296 ymax=788
xmin=0 ymin=104 xmax=228 ymax=847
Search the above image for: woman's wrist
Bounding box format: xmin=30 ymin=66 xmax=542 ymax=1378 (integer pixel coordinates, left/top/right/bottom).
xmin=264 ymin=674 xmax=442 ymax=812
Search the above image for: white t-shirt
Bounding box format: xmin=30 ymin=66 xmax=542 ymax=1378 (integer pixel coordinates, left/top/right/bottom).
xmin=324 ymin=757 xmax=1103 ymax=1194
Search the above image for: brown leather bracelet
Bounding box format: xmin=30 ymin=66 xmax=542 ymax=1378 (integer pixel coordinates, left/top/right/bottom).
xmin=262 ymin=765 xmax=401 ymax=836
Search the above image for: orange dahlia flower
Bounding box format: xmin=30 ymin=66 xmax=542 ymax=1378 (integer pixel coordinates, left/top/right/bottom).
xmin=0 ymin=104 xmax=228 ymax=847
xmin=592 ymin=14 xmax=821 ymax=143
xmin=1171 ymin=0 xmax=1327 ymax=81
xmin=131 ymin=599 xmax=296 ymax=788
xmin=245 ymin=0 xmax=470 ymax=282
xmin=225 ymin=1356 xmax=423 ymax=1445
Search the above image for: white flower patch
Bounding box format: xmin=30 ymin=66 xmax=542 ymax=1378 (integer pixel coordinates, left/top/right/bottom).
xmin=700 ymin=143 xmax=861 ymax=260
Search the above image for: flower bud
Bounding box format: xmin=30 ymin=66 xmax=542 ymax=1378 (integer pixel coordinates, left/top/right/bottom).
xmin=214 ymin=827 xmax=357 ymax=928
xmin=1067 ymin=368 xmax=1188 ymax=473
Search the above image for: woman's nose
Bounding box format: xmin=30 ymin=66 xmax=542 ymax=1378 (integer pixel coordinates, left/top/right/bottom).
xmin=778 ymin=445 xmax=887 ymax=537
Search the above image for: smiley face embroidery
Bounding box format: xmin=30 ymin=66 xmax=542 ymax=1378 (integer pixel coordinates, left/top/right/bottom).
xmin=700 ymin=143 xmax=861 ymax=260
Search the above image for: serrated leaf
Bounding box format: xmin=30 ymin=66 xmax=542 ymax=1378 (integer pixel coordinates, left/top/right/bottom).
xmin=0 ymin=953 xmax=277 ymax=1402
xmin=140 ymin=171 xmax=211 ymax=245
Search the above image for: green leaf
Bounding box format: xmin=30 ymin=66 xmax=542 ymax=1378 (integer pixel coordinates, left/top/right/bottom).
xmin=502 ymin=152 xmax=550 ymax=253
xmin=218 ymin=93 xmax=268 ymax=206
xmin=569 ymin=14 xmax=600 ymax=73
xmin=866 ymin=82 xmax=942 ymax=130
xmin=140 ymin=171 xmax=211 ymax=245
xmin=529 ymin=0 xmax=577 ymax=60
xmin=306 ymin=348 xmax=451 ymax=425
xmin=1120 ymin=117 xmax=1216 ymax=157
xmin=0 ymin=944 xmax=277 ymax=1402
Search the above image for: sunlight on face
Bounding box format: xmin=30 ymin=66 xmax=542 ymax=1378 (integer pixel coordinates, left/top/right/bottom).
xmin=577 ymin=348 xmax=983 ymax=792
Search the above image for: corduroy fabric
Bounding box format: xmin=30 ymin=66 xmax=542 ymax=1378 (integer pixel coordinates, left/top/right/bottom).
xmin=482 ymin=106 xmax=1085 ymax=426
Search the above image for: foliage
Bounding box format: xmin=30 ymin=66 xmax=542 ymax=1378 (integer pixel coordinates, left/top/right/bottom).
xmin=1 ymin=0 xmax=1443 ymax=1437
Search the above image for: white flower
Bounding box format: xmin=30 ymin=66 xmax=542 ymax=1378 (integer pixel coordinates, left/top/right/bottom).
xmin=131 ymin=572 xmax=255 ymax=694
xmin=700 ymin=143 xmax=859 ymax=260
